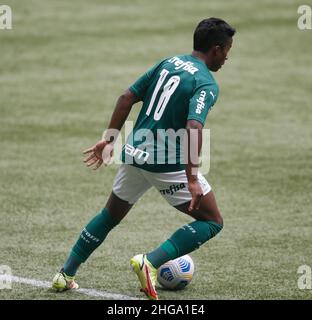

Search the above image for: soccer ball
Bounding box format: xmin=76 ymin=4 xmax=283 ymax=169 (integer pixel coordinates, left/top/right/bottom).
xmin=157 ymin=255 xmax=195 ymax=290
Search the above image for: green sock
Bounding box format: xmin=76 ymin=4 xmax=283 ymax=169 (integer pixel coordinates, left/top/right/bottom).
xmin=63 ymin=252 xmax=82 ymax=277
xmin=63 ymin=208 xmax=119 ymax=276
xmin=147 ymin=220 xmax=223 ymax=269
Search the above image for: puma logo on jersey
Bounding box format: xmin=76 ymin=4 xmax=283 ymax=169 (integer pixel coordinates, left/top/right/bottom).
xmin=195 ymin=90 xmax=206 ymax=114
xmin=167 ymin=57 xmax=199 ymax=75
xmin=124 ymin=144 xmax=150 ymax=162
xmin=209 ymin=91 xmax=216 ymax=100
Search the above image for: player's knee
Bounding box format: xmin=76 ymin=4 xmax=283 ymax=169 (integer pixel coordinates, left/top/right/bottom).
xmin=197 ymin=213 xmax=223 ymax=240
xmin=214 ymin=214 xmax=223 ymax=226
xmin=200 ymin=219 xmax=223 ymax=241
xmin=201 ymin=210 xmax=223 ymax=226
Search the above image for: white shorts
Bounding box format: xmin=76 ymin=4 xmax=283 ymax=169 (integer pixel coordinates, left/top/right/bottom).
xmin=112 ymin=164 xmax=211 ymax=207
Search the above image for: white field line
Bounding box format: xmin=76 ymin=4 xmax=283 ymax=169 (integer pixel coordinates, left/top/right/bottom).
xmin=9 ymin=276 xmax=142 ymax=300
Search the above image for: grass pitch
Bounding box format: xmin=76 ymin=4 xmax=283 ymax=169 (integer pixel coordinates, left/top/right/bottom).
xmin=0 ymin=0 xmax=312 ymax=300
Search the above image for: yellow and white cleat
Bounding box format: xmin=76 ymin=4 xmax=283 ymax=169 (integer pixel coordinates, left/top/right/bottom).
xmin=130 ymin=254 xmax=158 ymax=300
xmin=52 ymin=269 xmax=79 ymax=292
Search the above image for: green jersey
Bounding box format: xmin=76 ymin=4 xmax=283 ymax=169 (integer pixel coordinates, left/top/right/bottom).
xmin=121 ymin=54 xmax=219 ymax=172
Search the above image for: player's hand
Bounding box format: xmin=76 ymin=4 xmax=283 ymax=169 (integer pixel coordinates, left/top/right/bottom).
xmin=188 ymin=180 xmax=203 ymax=212
xmin=83 ymin=139 xmax=113 ymax=170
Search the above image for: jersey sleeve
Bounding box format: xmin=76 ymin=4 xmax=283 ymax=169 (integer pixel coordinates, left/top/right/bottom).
xmin=129 ymin=60 xmax=164 ymax=100
xmin=187 ymin=83 xmax=219 ymax=126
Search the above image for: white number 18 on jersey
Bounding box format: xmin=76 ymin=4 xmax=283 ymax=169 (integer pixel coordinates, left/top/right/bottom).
xmin=146 ymin=69 xmax=180 ymax=121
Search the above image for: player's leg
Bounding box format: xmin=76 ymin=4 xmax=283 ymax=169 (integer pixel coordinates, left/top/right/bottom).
xmin=144 ymin=171 xmax=223 ymax=270
xmin=62 ymin=192 xmax=133 ymax=275
xmin=52 ymin=192 xmax=132 ymax=291
xmin=52 ymin=164 xmax=150 ymax=291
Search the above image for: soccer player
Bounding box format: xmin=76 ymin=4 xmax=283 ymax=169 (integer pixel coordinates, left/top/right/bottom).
xmin=52 ymin=17 xmax=235 ymax=299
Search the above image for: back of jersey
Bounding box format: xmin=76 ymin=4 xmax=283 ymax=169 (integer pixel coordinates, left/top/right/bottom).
xmin=122 ymin=54 xmax=219 ymax=173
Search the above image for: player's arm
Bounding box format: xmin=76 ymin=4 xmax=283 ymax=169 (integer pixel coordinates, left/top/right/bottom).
xmin=185 ymin=82 xmax=218 ymax=211
xmin=83 ymin=60 xmax=162 ymax=169
xmin=185 ymin=119 xmax=204 ymax=212
xmin=83 ymin=89 xmax=140 ymax=169
xmin=105 ymin=89 xmax=141 ymax=137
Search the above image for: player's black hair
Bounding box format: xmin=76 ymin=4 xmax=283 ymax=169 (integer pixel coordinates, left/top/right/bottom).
xmin=193 ymin=18 xmax=236 ymax=52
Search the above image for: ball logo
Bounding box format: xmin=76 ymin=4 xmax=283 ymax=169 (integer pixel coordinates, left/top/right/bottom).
xmin=160 ymin=267 xmax=174 ymax=282
xmin=157 ymin=255 xmax=195 ymax=290
xmin=178 ymin=258 xmax=191 ymax=272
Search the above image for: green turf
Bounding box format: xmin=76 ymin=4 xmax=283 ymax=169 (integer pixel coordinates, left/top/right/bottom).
xmin=0 ymin=0 xmax=311 ymax=300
